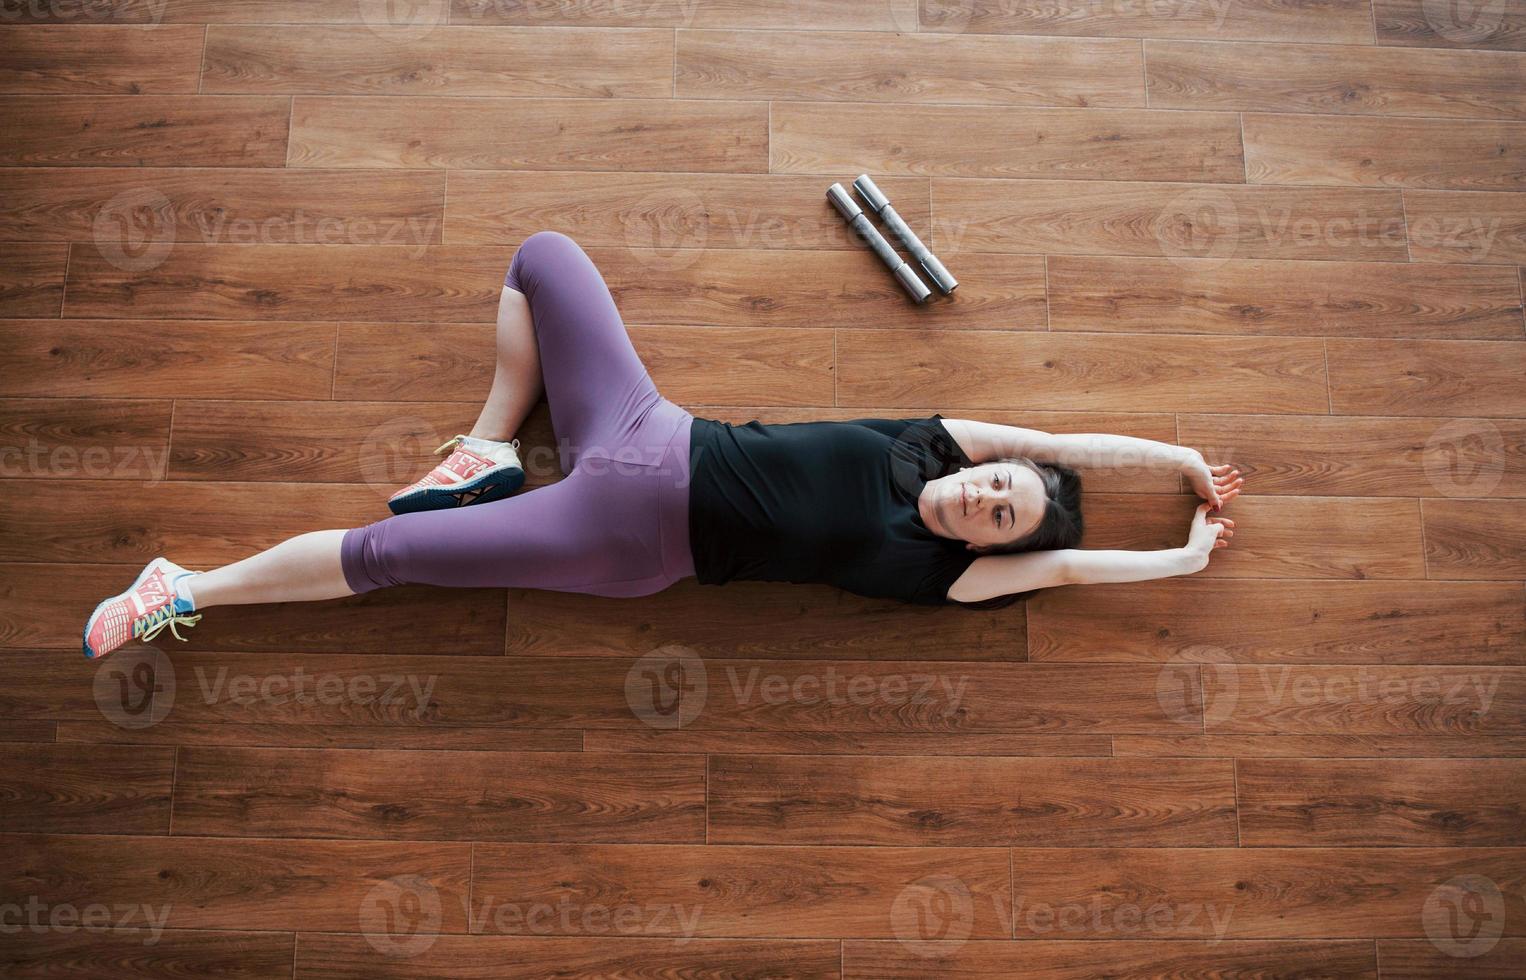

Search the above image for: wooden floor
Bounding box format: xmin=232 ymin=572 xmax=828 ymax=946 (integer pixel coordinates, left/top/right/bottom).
xmin=2 ymin=2 xmax=1524 ymax=977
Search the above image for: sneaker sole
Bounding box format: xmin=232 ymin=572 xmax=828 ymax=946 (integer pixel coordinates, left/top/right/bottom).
xmin=83 ymin=557 xmax=167 ymax=659
xmin=387 ymin=467 xmax=526 ymax=515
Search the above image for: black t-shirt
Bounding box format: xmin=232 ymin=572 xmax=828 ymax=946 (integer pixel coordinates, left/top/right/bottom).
xmin=686 ymin=413 xmax=979 ymax=605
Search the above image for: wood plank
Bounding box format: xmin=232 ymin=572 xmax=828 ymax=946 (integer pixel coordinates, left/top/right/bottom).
xmin=452 ymin=0 xmax=919 ymax=29
xmin=472 ymin=843 xmax=1011 ymax=938
xmin=1176 ymin=413 xmax=1526 ymax=497
xmin=0 ymin=720 xmax=55 ymax=742
xmin=843 ymin=940 xmax=1377 ymax=978
xmin=686 ymin=661 xmax=1191 ymax=734
xmin=65 ymin=245 xmax=509 ymax=321
xmin=933 ymin=179 xmax=1410 ymax=262
xmin=707 ymin=755 xmax=1238 ymax=845
xmin=0 ymin=96 xmax=289 ymax=167
xmin=585 ymin=731 xmax=1112 ymax=755
xmin=173 ymin=746 xmax=706 ymax=841
xmin=836 ymin=329 xmax=1330 ymax=414
xmin=628 ymin=325 xmax=835 ymax=406
xmin=919 ymin=0 xmax=1376 ymax=43
xmin=1424 ymin=498 xmax=1526 ymax=579
xmin=1375 ymin=0 xmax=1526 ymax=50
xmin=57 ymin=719 xmax=579 ymax=751
xmin=1205 ymin=666 xmax=1526 ymax=735
xmin=1004 ymin=846 xmax=1526 ymax=937
xmin=1327 ymin=339 xmax=1526 ymax=417
xmin=0 ymin=25 xmax=204 ymax=93
xmin=1243 ymin=114 xmax=1526 ymax=190
xmin=1404 ymin=189 xmax=1526 ymax=264
xmin=506 ymin=577 xmax=1029 ymax=663
xmin=1 ymin=650 xmax=124 ymax=723
xmin=771 ymin=101 xmax=1246 ymax=182
xmin=0 ymin=319 xmax=336 ymax=399
xmin=1081 ymin=493 xmax=1427 ymax=580
xmin=1238 ymin=759 xmax=1526 ymax=845
xmin=203 ymin=25 xmax=670 ymax=97
xmin=443 ymin=171 xmax=931 ymax=248
xmin=0 ymin=833 xmax=473 ymax=932
xmin=289 ymin=96 xmax=768 ymax=171
xmin=1046 ymin=256 xmax=1525 ymax=339
xmin=0 ymin=398 xmax=171 ymax=481
xmin=298 ymin=934 xmax=841 ymax=979
xmin=1115 ymin=734 xmax=1526 ymax=757
xmin=0 ymin=243 xmax=66 ymax=317
xmin=0 ymin=561 xmax=507 ymax=654
xmin=1029 ymin=580 xmax=1526 ymax=664
xmin=1375 ymin=940 xmax=1526 ymax=977
xmin=1 ymin=743 xmax=174 ymax=835
xmin=676 ymin=29 xmax=1144 ymax=107
xmin=0 ymin=167 xmax=445 ymax=244
xmin=0 ymin=479 xmax=379 ymax=565
xmin=1 ymin=930 xmax=296 ymax=980
xmin=1147 ymin=40 xmax=1526 ymax=119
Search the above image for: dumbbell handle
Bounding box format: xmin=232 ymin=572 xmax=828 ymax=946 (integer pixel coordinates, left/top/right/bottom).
xmin=826 ymin=183 xmax=931 ymax=304
xmin=853 ymin=174 xmax=957 ymax=294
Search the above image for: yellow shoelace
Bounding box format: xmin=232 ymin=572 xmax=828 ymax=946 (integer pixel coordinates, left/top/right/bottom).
xmin=137 ymin=606 xmax=203 ymax=643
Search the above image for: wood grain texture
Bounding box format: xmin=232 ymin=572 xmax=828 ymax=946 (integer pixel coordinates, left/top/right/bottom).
xmin=173 ymin=746 xmax=706 ymax=841
xmin=1374 ymin=0 xmax=1526 ymax=50
xmin=1404 ymin=189 xmax=1526 ymax=263
xmin=933 ymin=179 xmax=1409 ymax=262
xmin=1115 ymin=734 xmax=1526 ymax=757
xmin=0 ymin=931 xmax=297 ymax=980
xmin=203 ymin=25 xmax=673 ymax=97
xmin=289 ymin=97 xmax=770 ymax=171
xmin=1004 ymin=846 xmax=1526 ymax=937
xmin=0 ymin=96 xmax=290 ymax=167
xmin=472 ymin=843 xmax=1011 ymax=937
xmin=707 ymin=755 xmax=1238 ymax=845
xmin=453 ymin=0 xmax=921 ymax=30
xmin=1147 ymin=40 xmax=1526 ymax=118
xmin=1 ymin=743 xmax=174 ymax=835
xmin=836 ymin=329 xmax=1330 ymax=414
xmin=1046 ymin=256 xmax=1525 ymax=339
xmin=584 ymin=731 xmax=1113 ymax=756
xmin=1243 ymin=114 xmax=1526 ymax=190
xmin=1423 ymin=498 xmax=1526 ymax=579
xmin=1375 ymin=939 xmax=1526 ymax=977
xmin=0 ymin=398 xmax=171 ymax=481
xmin=676 ymin=29 xmax=1145 ymax=107
xmin=843 ymin=940 xmax=1378 ymax=979
xmin=0 ymin=25 xmax=205 ymax=93
xmin=1029 ymin=579 xmax=1526 ymax=664
xmin=0 ymin=244 xmax=66 ymax=316
xmin=771 ymin=101 xmax=1246 ymax=182
xmin=1327 ymin=339 xmax=1526 ymax=417
xmin=57 ymin=719 xmax=580 ymax=751
xmin=1237 ymin=759 xmax=1526 ymax=845
xmin=919 ymin=0 xmax=1377 ymax=42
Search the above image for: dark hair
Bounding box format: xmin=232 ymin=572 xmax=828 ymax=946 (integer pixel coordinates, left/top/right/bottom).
xmin=955 ymin=458 xmax=1083 ymax=611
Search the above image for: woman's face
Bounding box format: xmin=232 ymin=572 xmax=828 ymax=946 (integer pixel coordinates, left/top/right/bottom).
xmin=920 ymin=461 xmax=1046 ymax=549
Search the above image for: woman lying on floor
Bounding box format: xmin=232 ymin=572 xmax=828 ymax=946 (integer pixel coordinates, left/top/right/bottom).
xmin=84 ymin=231 xmax=1240 ymax=659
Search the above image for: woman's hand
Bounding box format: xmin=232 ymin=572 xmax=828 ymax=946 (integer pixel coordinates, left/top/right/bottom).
xmin=1182 ymin=452 xmax=1242 ymax=510
xmin=1187 ymin=503 xmax=1234 ymax=568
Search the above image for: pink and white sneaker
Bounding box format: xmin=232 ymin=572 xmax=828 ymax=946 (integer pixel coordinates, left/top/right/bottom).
xmin=387 ymin=435 xmax=525 ymax=515
xmin=83 ymin=557 xmax=201 ymax=660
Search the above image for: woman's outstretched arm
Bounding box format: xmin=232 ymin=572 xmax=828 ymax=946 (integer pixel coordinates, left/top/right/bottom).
xmin=947 ymin=504 xmax=1233 ymax=603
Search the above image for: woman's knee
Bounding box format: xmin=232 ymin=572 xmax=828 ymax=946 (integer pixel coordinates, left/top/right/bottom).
xmin=507 ymin=231 xmax=586 ymax=293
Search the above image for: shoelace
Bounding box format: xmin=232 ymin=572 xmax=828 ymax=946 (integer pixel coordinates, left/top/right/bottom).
xmin=434 ymin=435 xmax=521 ymax=456
xmin=136 ymin=604 xmax=202 ymax=643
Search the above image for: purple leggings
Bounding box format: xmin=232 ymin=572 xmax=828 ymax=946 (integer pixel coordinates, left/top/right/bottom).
xmin=340 ymin=232 xmax=696 ymax=598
